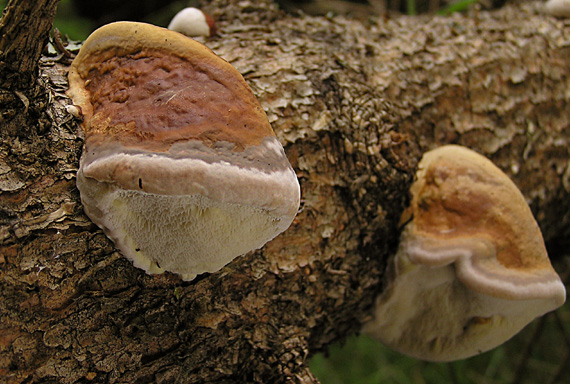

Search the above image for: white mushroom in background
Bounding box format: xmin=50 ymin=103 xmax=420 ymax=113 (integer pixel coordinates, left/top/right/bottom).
xmin=363 ymin=145 xmax=566 ymax=361
xmin=168 ymin=7 xmax=216 ymax=37
xmin=543 ymin=0 xmax=570 ymax=17
xmin=68 ymin=22 xmax=300 ymax=281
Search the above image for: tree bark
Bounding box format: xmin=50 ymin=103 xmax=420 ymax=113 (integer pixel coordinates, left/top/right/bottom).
xmin=1 ymin=0 xmax=569 ymax=383
xmin=0 ymin=0 xmax=60 ymax=137
xmin=0 ymin=0 xmax=59 ymax=88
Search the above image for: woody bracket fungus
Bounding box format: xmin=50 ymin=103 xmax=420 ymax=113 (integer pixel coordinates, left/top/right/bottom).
xmin=168 ymin=7 xmax=217 ymax=37
xmin=68 ymin=22 xmax=300 ymax=281
xmin=363 ymin=145 xmax=566 ymax=361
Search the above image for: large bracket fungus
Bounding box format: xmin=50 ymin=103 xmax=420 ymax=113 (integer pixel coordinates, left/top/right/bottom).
xmin=363 ymin=145 xmax=566 ymax=361
xmin=68 ymin=22 xmax=300 ymax=281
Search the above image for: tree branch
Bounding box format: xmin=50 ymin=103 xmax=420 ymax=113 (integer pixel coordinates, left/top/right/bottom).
xmin=0 ymin=0 xmax=60 ymax=89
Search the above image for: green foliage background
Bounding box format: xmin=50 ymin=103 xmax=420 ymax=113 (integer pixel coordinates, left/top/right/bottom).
xmin=0 ymin=0 xmax=93 ymax=39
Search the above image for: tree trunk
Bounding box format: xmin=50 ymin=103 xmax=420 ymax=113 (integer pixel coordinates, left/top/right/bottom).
xmin=0 ymin=0 xmax=60 ymax=137
xmin=1 ymin=0 xmax=569 ymax=383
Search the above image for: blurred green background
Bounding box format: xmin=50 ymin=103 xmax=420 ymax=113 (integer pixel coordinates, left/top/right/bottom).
xmin=1 ymin=1 xmax=568 ymax=383
xmin=0 ymin=0 xmax=485 ymax=41
xmin=0 ymin=0 xmax=200 ymax=40
xmin=310 ymin=298 xmax=570 ymax=384
xmin=0 ymin=0 xmax=92 ymax=40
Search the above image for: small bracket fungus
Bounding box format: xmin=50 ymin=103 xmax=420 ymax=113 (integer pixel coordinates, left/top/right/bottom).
xmin=68 ymin=22 xmax=300 ymax=281
xmin=363 ymin=145 xmax=566 ymax=361
xmin=168 ymin=7 xmax=217 ymax=37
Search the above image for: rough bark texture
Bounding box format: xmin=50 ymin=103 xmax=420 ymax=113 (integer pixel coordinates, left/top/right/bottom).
xmin=0 ymin=0 xmax=60 ymax=137
xmin=1 ymin=0 xmax=569 ymax=383
xmin=0 ymin=0 xmax=59 ymax=88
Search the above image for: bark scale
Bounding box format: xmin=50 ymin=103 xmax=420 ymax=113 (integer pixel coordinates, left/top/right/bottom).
xmin=0 ymin=1 xmax=569 ymax=383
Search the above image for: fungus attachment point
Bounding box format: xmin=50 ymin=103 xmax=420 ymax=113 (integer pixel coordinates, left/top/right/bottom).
xmin=168 ymin=7 xmax=217 ymax=37
xmin=68 ymin=22 xmax=300 ymax=281
xmin=363 ymin=145 xmax=566 ymax=361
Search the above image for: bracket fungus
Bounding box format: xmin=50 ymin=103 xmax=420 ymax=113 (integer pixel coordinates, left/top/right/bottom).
xmin=168 ymin=7 xmax=217 ymax=37
xmin=363 ymin=145 xmax=566 ymax=361
xmin=68 ymin=22 xmax=300 ymax=281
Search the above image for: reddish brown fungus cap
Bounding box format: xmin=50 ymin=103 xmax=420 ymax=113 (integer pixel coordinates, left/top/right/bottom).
xmin=407 ymin=145 xmax=565 ymax=301
xmin=68 ymin=22 xmax=300 ymax=280
xmin=69 ymin=21 xmax=273 ymax=154
xmin=364 ymin=145 xmax=565 ymax=361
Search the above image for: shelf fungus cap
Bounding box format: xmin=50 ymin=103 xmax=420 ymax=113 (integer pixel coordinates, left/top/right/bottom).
xmin=168 ymin=7 xmax=216 ymax=37
xmin=363 ymin=145 xmax=566 ymax=361
xmin=68 ymin=22 xmax=300 ymax=281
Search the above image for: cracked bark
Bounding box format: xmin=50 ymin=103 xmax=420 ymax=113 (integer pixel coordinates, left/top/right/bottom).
xmin=1 ymin=0 xmax=569 ymax=383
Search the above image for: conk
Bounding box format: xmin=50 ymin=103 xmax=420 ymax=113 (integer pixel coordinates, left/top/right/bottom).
xmin=363 ymin=145 xmax=566 ymax=361
xmin=68 ymin=22 xmax=300 ymax=281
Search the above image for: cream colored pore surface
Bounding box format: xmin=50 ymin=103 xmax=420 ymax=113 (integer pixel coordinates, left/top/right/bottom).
xmin=101 ymin=189 xmax=284 ymax=280
xmin=364 ymin=251 xmax=556 ymax=361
